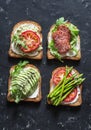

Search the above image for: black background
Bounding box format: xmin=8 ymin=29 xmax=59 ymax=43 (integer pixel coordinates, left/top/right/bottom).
xmin=0 ymin=0 xmax=91 ymax=130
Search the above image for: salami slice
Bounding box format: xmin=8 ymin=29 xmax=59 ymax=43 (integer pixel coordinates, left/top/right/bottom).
xmin=52 ymin=25 xmax=71 ymax=54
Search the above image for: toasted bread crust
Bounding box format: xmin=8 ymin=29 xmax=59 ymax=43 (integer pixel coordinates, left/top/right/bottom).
xmin=9 ymin=20 xmax=43 ymax=59
xmin=47 ymin=67 xmax=82 ymax=106
xmin=7 ymin=64 xmax=42 ymax=102
xmin=47 ymin=24 xmax=81 ymax=60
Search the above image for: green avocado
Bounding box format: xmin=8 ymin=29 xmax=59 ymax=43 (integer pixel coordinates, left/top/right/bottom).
xmin=10 ymin=64 xmax=40 ymax=103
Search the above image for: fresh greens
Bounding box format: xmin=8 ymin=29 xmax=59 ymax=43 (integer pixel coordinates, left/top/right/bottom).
xmin=48 ymin=40 xmax=62 ymax=61
xmin=12 ymin=34 xmax=27 ymax=49
xmin=66 ymin=23 xmax=79 ymax=36
xmin=52 ymin=17 xmax=67 ymax=32
xmin=49 ymin=17 xmax=80 ymax=61
xmin=56 ymin=17 xmax=67 ymax=26
xmin=65 ymin=23 xmax=79 ymax=51
xmin=10 ymin=61 xmax=29 ymax=78
xmin=10 ymin=61 xmax=40 ymax=103
xmin=47 ymin=66 xmax=85 ymax=106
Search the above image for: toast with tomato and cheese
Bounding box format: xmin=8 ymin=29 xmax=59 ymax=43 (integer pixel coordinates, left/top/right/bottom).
xmin=47 ymin=66 xmax=85 ymax=106
xmin=8 ymin=21 xmax=43 ymax=59
xmin=7 ymin=61 xmax=42 ymax=103
xmin=47 ymin=17 xmax=81 ymax=61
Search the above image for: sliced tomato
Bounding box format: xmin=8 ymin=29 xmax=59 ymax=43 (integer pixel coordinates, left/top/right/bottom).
xmin=52 ymin=67 xmax=77 ymax=103
xmin=53 ymin=68 xmax=65 ymax=85
xmin=53 ymin=68 xmax=72 ymax=85
xmin=20 ymin=30 xmax=40 ymax=53
xmin=63 ymin=88 xmax=77 ymax=102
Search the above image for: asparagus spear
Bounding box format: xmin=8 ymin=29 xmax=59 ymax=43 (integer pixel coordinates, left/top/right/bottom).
xmin=55 ymin=78 xmax=85 ymax=106
xmin=47 ymin=67 xmax=85 ymax=106
xmin=48 ymin=67 xmax=74 ymax=98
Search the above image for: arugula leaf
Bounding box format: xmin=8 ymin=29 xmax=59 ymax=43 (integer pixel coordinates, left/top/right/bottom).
xmin=10 ymin=85 xmax=22 ymax=103
xmin=66 ymin=23 xmax=79 ymax=53
xmin=52 ymin=26 xmax=57 ymax=33
xmin=10 ymin=61 xmax=29 ymax=78
xmin=56 ymin=17 xmax=67 ymax=26
xmin=48 ymin=40 xmax=62 ymax=61
xmin=52 ymin=17 xmax=66 ymax=32
xmin=65 ymin=23 xmax=79 ymax=36
xmin=12 ymin=34 xmax=27 ymax=49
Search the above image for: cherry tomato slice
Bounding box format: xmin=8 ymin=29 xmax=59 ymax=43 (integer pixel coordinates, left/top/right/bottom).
xmin=20 ymin=30 xmax=40 ymax=53
xmin=63 ymin=88 xmax=77 ymax=102
xmin=53 ymin=68 xmax=72 ymax=85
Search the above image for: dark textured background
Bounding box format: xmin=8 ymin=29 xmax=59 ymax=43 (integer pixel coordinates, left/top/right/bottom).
xmin=0 ymin=0 xmax=91 ymax=130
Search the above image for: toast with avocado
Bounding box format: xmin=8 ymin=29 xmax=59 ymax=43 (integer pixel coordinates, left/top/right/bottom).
xmin=7 ymin=61 xmax=42 ymax=103
xmin=47 ymin=66 xmax=85 ymax=106
xmin=8 ymin=21 xmax=43 ymax=59
xmin=47 ymin=17 xmax=81 ymax=61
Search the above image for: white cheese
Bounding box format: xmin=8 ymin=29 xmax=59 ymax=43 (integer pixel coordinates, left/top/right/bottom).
xmin=50 ymin=83 xmax=55 ymax=93
xmin=11 ymin=42 xmax=42 ymax=57
xmin=48 ymin=31 xmax=53 ymax=43
xmin=14 ymin=23 xmax=39 ymax=33
xmin=28 ymin=86 xmax=39 ymax=98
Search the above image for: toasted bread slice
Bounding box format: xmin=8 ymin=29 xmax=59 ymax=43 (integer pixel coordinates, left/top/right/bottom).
xmin=7 ymin=64 xmax=42 ymax=102
xmin=8 ymin=21 xmax=43 ymax=59
xmin=47 ymin=24 xmax=81 ymax=60
xmin=47 ymin=67 xmax=82 ymax=106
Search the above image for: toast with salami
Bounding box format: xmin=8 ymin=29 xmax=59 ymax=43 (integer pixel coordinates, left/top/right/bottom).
xmin=47 ymin=17 xmax=81 ymax=61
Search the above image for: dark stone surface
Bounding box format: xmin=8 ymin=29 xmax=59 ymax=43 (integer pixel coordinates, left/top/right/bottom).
xmin=0 ymin=0 xmax=91 ymax=130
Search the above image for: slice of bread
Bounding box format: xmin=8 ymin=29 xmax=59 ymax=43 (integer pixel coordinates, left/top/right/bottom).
xmin=47 ymin=24 xmax=81 ymax=60
xmin=8 ymin=21 xmax=43 ymax=59
xmin=47 ymin=67 xmax=82 ymax=106
xmin=7 ymin=64 xmax=42 ymax=102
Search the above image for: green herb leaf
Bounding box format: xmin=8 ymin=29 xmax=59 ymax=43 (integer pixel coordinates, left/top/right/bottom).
xmin=48 ymin=40 xmax=62 ymax=61
xmin=56 ymin=17 xmax=66 ymax=26
xmin=12 ymin=34 xmax=27 ymax=49
xmin=52 ymin=26 xmax=57 ymax=33
xmin=66 ymin=23 xmax=79 ymax=36
xmin=10 ymin=61 xmax=29 ymax=78
xmin=52 ymin=17 xmax=66 ymax=32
